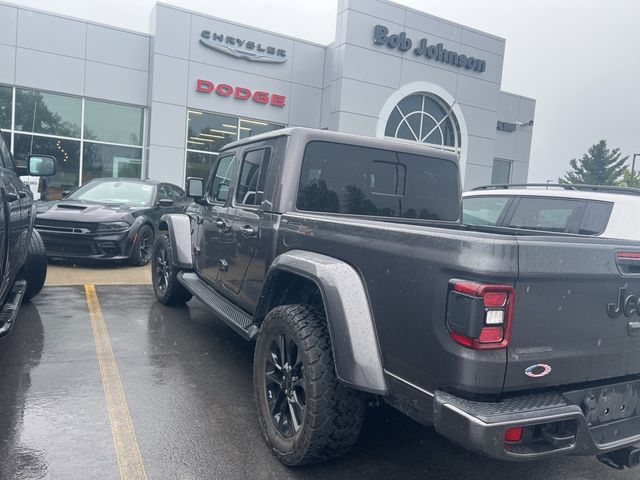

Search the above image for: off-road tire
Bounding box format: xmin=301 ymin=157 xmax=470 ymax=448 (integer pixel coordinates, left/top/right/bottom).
xmin=152 ymin=233 xmax=192 ymax=305
xmin=130 ymin=224 xmax=154 ymax=266
xmin=254 ymin=304 xmax=366 ymax=466
xmin=19 ymin=229 xmax=47 ymax=303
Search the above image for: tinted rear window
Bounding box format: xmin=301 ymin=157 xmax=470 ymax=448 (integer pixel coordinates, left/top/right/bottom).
xmin=297 ymin=141 xmax=460 ymax=221
xmin=577 ymin=201 xmax=613 ymax=235
xmin=505 ymin=197 xmax=612 ymax=234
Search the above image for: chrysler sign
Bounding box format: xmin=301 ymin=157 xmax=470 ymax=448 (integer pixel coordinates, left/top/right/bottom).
xmin=200 ymin=30 xmax=288 ymax=63
xmin=373 ymin=25 xmax=487 ymax=73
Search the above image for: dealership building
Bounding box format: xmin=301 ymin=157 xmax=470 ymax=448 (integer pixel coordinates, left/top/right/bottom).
xmin=0 ymin=0 xmax=535 ymax=198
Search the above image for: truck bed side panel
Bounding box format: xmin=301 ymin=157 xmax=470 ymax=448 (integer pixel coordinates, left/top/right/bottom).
xmin=278 ymin=213 xmax=519 ymax=396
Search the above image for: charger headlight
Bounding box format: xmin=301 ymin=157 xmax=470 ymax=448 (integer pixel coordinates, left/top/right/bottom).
xmin=97 ymin=221 xmax=130 ymax=233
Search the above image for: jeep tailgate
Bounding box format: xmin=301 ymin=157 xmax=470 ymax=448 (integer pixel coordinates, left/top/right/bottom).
xmin=504 ymin=236 xmax=640 ymax=392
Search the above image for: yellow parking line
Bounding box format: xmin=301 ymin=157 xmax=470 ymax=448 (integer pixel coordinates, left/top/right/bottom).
xmin=85 ymin=284 xmax=148 ymax=480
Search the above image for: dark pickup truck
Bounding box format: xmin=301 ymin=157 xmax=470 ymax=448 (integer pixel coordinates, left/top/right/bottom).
xmin=152 ymin=128 xmax=640 ymax=469
xmin=0 ymin=132 xmax=55 ymax=339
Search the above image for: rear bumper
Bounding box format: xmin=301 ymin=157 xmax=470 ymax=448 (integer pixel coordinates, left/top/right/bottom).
xmin=433 ymin=383 xmax=640 ymax=461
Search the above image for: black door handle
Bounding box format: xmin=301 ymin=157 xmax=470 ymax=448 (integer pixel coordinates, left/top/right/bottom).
xmin=18 ymin=190 xmax=27 ymax=199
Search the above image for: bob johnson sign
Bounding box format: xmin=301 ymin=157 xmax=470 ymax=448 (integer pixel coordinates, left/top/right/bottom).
xmin=373 ymin=25 xmax=487 ymax=73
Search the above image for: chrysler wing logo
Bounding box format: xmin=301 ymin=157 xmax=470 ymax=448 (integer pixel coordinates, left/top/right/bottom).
xmin=200 ymin=30 xmax=287 ymax=64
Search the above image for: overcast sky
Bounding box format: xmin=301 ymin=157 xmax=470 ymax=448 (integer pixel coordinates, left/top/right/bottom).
xmin=10 ymin=0 xmax=640 ymax=181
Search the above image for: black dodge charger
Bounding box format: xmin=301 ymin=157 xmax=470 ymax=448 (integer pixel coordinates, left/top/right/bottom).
xmin=35 ymin=178 xmax=188 ymax=265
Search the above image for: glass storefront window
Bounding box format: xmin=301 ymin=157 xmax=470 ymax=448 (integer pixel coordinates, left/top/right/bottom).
xmin=187 ymin=111 xmax=238 ymax=153
xmin=491 ymin=158 xmax=512 ymax=184
xmin=185 ymin=110 xmax=284 ymax=184
xmin=0 ymin=85 xmax=11 ymax=130
xmin=186 ymin=151 xmax=217 ymax=182
xmin=15 ymin=89 xmax=81 ymax=138
xmin=14 ymin=133 xmax=80 ymax=200
xmin=238 ymin=118 xmax=283 ymax=139
xmin=82 ymin=142 xmax=143 ymax=184
xmin=1 ymin=131 xmax=10 ymax=150
xmin=84 ymin=100 xmax=144 ymax=146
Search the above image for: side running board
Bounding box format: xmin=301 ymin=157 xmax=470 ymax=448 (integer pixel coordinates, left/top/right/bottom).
xmin=177 ymin=272 xmax=258 ymax=340
xmin=0 ymin=280 xmax=27 ymax=338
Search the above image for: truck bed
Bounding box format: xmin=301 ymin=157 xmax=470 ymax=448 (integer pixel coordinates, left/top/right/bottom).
xmin=277 ymin=212 xmax=640 ymax=398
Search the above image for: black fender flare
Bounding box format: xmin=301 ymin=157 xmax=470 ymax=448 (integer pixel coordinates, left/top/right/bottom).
xmin=157 ymin=214 xmax=193 ymax=269
xmin=258 ymin=250 xmax=389 ymax=395
xmin=125 ymin=216 xmax=151 ymax=255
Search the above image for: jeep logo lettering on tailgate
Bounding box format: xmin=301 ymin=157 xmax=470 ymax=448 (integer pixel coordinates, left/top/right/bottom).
xmin=607 ymin=286 xmax=640 ymax=318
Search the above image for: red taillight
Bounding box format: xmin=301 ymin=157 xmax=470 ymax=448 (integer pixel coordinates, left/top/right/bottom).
xmin=448 ymin=280 xmax=515 ymax=350
xmin=449 ymin=331 xmax=473 ymax=347
xmin=504 ymin=427 xmax=523 ymax=443
xmin=617 ymin=252 xmax=640 ymax=259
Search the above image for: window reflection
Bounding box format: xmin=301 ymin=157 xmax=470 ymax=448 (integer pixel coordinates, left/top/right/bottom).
xmin=239 ymin=118 xmax=282 ymax=139
xmin=84 ymin=100 xmax=143 ymax=145
xmin=82 ymin=143 xmax=143 ymax=184
xmin=15 ymin=89 xmax=82 ymax=138
xmin=185 ymin=110 xmax=283 ymax=184
xmin=491 ymin=158 xmax=512 ymax=184
xmin=14 ymin=133 xmax=80 ymax=200
xmin=186 ymin=151 xmax=217 ymax=182
xmin=187 ymin=111 xmax=238 ymax=153
xmin=0 ymin=85 xmax=11 ymax=130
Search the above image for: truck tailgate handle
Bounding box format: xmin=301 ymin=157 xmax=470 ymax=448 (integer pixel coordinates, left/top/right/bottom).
xmin=616 ymin=251 xmax=640 ymax=275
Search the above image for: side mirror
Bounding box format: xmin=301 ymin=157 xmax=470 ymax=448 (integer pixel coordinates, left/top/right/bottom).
xmin=29 ymin=155 xmax=56 ymax=176
xmin=61 ymin=190 xmax=71 ymax=198
xmin=157 ymin=198 xmax=174 ymax=208
xmin=186 ymin=177 xmax=204 ymax=199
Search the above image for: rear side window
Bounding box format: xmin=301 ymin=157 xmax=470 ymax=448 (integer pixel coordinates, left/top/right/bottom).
xmin=462 ymin=196 xmax=510 ymax=226
xmin=297 ymin=141 xmax=459 ymax=221
xmin=236 ymin=148 xmax=270 ymax=206
xmin=506 ymin=197 xmax=582 ymax=232
xmin=578 ymin=201 xmax=613 ymax=235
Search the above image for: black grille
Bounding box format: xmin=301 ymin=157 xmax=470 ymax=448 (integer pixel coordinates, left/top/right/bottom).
xmin=41 ymin=237 xmax=96 ymax=256
xmin=36 ymin=220 xmax=98 ymax=233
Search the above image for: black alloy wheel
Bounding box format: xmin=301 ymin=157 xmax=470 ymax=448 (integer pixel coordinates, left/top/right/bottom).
xmin=151 ymin=234 xmax=192 ymax=305
xmin=133 ymin=225 xmax=154 ymax=265
xmin=155 ymin=245 xmax=170 ymax=293
xmin=264 ymin=330 xmax=307 ymax=438
xmin=254 ymin=304 xmax=366 ymax=466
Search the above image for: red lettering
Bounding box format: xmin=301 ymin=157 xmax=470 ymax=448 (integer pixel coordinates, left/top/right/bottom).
xmin=234 ymin=87 xmax=251 ymax=100
xmin=253 ymin=91 xmax=269 ymax=104
xmin=196 ymin=80 xmax=283 ymax=108
xmin=196 ymin=79 xmax=214 ymax=93
xmin=216 ymin=84 xmax=233 ymax=96
xmin=270 ymin=94 xmax=286 ymax=107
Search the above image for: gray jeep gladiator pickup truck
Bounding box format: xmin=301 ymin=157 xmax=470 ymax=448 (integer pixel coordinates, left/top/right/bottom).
xmin=0 ymin=132 xmax=55 ymax=339
xmin=152 ymin=128 xmax=640 ymax=469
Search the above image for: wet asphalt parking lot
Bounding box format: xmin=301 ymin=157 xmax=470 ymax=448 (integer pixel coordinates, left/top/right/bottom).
xmin=1 ymin=284 xmax=639 ymax=480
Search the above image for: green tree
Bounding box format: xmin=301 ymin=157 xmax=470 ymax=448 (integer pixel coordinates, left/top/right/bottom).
xmin=619 ymin=168 xmax=640 ymax=188
xmin=559 ymin=139 xmax=628 ymax=185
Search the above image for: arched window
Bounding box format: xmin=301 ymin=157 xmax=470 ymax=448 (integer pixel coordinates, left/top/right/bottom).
xmin=384 ymin=93 xmax=461 ymax=155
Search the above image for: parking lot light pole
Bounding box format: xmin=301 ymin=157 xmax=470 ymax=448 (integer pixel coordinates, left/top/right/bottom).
xmin=633 ymin=153 xmax=640 ymax=175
